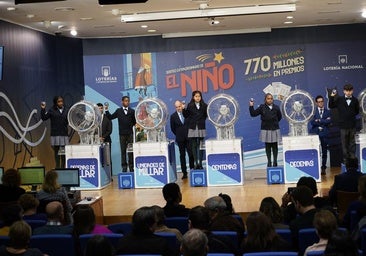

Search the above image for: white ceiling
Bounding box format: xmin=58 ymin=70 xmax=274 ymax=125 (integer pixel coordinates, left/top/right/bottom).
xmin=0 ymin=0 xmax=365 ymax=38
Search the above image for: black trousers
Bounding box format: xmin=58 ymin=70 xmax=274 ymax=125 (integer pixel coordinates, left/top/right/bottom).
xmin=119 ymin=134 xmax=134 ymax=172
xmin=177 ymin=140 xmax=194 ymax=174
xmin=340 ymin=128 xmax=356 ymax=162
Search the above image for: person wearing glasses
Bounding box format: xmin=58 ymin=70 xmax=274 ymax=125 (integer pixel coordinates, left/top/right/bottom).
xmin=310 ymin=95 xmax=331 ymax=175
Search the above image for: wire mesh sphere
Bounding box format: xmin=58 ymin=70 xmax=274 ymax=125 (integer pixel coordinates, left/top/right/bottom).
xmin=207 ymin=93 xmax=240 ymax=127
xmin=358 ymin=88 xmax=366 ymax=115
xmin=135 ymin=98 xmax=168 ymax=130
xmin=67 ymin=101 xmax=102 ymax=133
xmin=281 ymin=89 xmax=315 ymax=123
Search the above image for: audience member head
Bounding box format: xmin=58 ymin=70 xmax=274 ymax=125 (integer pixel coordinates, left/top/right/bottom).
xmin=42 ymin=170 xmax=60 ymax=193
xmin=181 ymin=229 xmax=208 ymax=256
xmin=8 ymin=221 xmax=32 ymax=250
xmin=188 ymin=206 xmax=210 ymax=231
xmin=346 ymin=157 xmax=359 ymax=172
xmin=2 ymin=168 xmax=21 ymax=187
xmin=358 ymin=175 xmax=366 ymax=200
xmin=131 ymin=206 xmax=157 ymax=236
xmin=46 ymin=201 xmax=64 ymax=222
xmin=151 ymin=205 xmax=165 ymax=227
xmin=324 ymin=229 xmax=359 ymax=256
xmin=2 ymin=204 xmax=23 ymax=226
xmin=18 ymin=194 xmax=39 ymax=215
xmin=297 ymin=176 xmax=318 ymax=196
xmin=162 ymin=183 xmax=182 ymax=204
xmin=204 ymin=196 xmax=227 ymax=219
xmin=218 ymin=193 xmax=235 ymax=214
xmin=73 ymin=205 xmax=96 ymax=236
xmin=291 ymin=186 xmax=315 ymax=213
xmin=84 ymin=235 xmax=115 ymax=256
xmin=259 ymin=197 xmax=284 ymax=224
xmin=245 ymin=211 xmax=278 ymax=249
xmin=313 ymin=210 xmax=337 ymax=240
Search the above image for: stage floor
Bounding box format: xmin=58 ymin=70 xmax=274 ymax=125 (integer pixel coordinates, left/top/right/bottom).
xmin=81 ymin=167 xmax=339 ymax=224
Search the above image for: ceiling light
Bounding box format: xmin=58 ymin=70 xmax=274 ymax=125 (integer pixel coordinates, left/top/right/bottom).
xmin=44 ymin=20 xmax=51 ymax=28
xmin=70 ymin=29 xmax=77 ymax=36
xmin=26 ymin=14 xmax=35 ymax=18
xmin=147 ymin=29 xmax=157 ymax=33
xmin=7 ymin=6 xmax=16 ymax=11
xmin=362 ymin=10 xmax=366 ymax=18
xmin=162 ymin=27 xmax=271 ymax=38
xmin=286 ymin=15 xmax=293 ymax=19
xmin=54 ymin=7 xmax=74 ymax=12
xmin=284 ymin=21 xmax=293 ymax=24
xmin=141 ymin=25 xmax=148 ymax=28
xmin=80 ymin=17 xmax=94 ymax=21
xmin=111 ymin=9 xmax=120 ymax=16
xmin=121 ymin=4 xmax=296 ymax=22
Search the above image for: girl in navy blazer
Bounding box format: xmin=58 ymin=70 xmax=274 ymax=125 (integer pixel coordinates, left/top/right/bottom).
xmin=249 ymin=93 xmax=282 ymax=167
xmin=183 ymin=90 xmax=207 ymax=169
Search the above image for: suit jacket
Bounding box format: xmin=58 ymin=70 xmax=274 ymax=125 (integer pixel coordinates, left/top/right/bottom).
xmin=170 ymin=111 xmax=189 ymax=142
xmin=310 ymin=108 xmax=331 ymax=137
xmin=328 ymin=169 xmax=364 ymax=203
xmin=106 ymin=107 xmax=136 ymax=135
xmin=329 ymin=95 xmax=360 ymax=129
xmin=101 ymin=114 xmax=112 ymax=143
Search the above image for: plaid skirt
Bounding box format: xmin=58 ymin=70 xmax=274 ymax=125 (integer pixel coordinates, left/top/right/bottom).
xmin=260 ymin=129 xmax=281 ymax=143
xmin=50 ymin=136 xmax=69 ymax=146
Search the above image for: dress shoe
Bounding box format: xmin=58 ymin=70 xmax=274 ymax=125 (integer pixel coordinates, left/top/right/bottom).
xmin=273 ymin=162 xmax=278 ymax=167
xmin=321 ymin=166 xmax=326 ymax=175
xmin=267 ymin=162 xmax=272 ymax=167
xmin=181 ymin=174 xmax=188 ymax=180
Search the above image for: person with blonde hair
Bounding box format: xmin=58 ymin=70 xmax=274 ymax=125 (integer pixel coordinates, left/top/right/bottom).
xmin=36 ymin=170 xmax=72 ymax=224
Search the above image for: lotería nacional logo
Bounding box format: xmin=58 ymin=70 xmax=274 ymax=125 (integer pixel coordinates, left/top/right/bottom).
xmin=323 ymin=54 xmax=364 ymax=71
xmin=95 ymin=65 xmax=118 ymax=84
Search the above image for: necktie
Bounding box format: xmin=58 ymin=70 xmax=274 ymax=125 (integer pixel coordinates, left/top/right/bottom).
xmin=319 ymin=109 xmax=323 ymax=118
xmin=179 ymin=112 xmax=184 ymax=123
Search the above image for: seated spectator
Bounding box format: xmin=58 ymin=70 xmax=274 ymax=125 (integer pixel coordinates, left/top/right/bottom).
xmin=324 ymin=229 xmax=359 ymax=256
xmin=260 ymin=197 xmax=289 ymax=229
xmin=218 ymin=193 xmax=235 ymax=215
xmin=116 ymin=206 xmax=177 ymax=256
xmin=84 ymin=235 xmax=115 ymax=256
xmin=162 ymin=183 xmax=190 ymax=217
xmin=0 ymin=168 xmax=25 ymax=203
xmin=73 ymin=204 xmax=112 ymax=236
xmin=328 ymin=157 xmax=363 ymax=205
xmin=289 ymin=186 xmax=317 ymax=250
xmin=304 ymin=209 xmax=338 ymax=256
xmin=281 ymin=176 xmax=330 ymax=224
xmin=36 ymin=170 xmax=73 ymax=224
xmin=18 ymin=194 xmax=47 ymax=222
xmin=0 ymin=204 xmax=23 ymax=236
xmin=0 ymin=221 xmax=43 ymax=256
xmin=152 ymin=205 xmax=183 ymax=242
xmin=181 ymin=229 xmax=208 ymax=256
xmin=33 ymin=201 xmax=72 ymax=235
xmin=188 ymin=205 xmax=238 ymax=255
xmin=204 ymin=196 xmax=245 ymax=239
xmin=343 ymin=175 xmax=366 ymax=230
xmin=241 ymin=211 xmax=292 ymax=253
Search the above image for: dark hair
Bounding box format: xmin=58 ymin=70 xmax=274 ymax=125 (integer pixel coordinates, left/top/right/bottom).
xmin=343 ymin=84 xmax=353 ymax=91
xmin=244 ymin=211 xmax=279 ymax=251
xmin=181 ymin=229 xmax=208 ymax=256
xmin=291 ymin=186 xmax=314 ymax=207
xmin=52 ymin=96 xmax=64 ymax=109
xmin=2 ymin=168 xmax=21 ymax=187
xmin=2 ymin=204 xmax=23 ymax=226
xmin=162 ymin=183 xmax=182 ymax=203
xmin=42 ymin=170 xmax=60 ymax=193
xmin=346 ymin=157 xmax=358 ymax=171
xmin=73 ymin=205 xmax=96 ymax=236
xmin=84 ymin=235 xmax=115 ymax=256
xmin=297 ymin=176 xmax=318 ymax=195
xmin=188 ymin=206 xmax=210 ymax=230
xmin=189 ymin=90 xmax=205 ymax=104
xmin=259 ymin=197 xmax=284 ymax=224
xmin=264 ymin=93 xmax=273 ymax=103
xmin=151 ymin=205 xmax=165 ymax=226
xmin=122 ymin=96 xmax=130 ymax=101
xmin=132 ymin=206 xmax=156 ymax=235
xmin=324 ymin=229 xmax=358 ymax=256
xmin=313 ymin=210 xmax=337 ymax=239
xmin=96 ymin=103 xmax=103 ymax=107
xmin=18 ymin=194 xmax=39 ymax=212
xmin=218 ymin=193 xmax=234 ymax=214
xmin=315 ymin=95 xmax=324 ymax=102
xmin=8 ymin=221 xmax=32 ymax=249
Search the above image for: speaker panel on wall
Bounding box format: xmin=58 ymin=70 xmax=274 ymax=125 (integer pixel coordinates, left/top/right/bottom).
xmin=98 ymin=0 xmax=148 ymax=4
xmin=15 ymin=0 xmax=65 ymax=4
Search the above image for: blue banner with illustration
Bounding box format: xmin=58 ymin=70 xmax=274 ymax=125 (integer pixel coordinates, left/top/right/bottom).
xmin=84 ymin=41 xmax=366 ymax=173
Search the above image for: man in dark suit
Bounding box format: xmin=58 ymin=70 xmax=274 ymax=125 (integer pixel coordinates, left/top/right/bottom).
xmin=329 ymin=84 xmax=360 ymax=163
xmin=170 ymin=100 xmax=194 ymax=179
xmin=105 ymin=96 xmax=136 ymax=172
xmin=328 ymin=157 xmax=363 ymax=204
xmin=97 ymin=103 xmax=112 ymax=144
xmin=310 ymin=95 xmax=331 ymax=175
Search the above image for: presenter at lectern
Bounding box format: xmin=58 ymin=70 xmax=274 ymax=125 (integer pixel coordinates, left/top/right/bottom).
xmin=249 ymin=93 xmax=282 ymax=167
xmin=41 ymin=96 xmax=69 ymax=168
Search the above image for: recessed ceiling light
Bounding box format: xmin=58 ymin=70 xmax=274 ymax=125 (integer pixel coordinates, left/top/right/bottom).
xmin=286 ymin=16 xmax=293 ymax=19
xmin=111 ymin=9 xmax=120 ymax=16
xmin=54 ymin=7 xmax=75 ymax=12
xmin=147 ymin=29 xmax=156 ymax=33
xmin=26 ymin=14 xmax=35 ymax=18
xmin=362 ymin=10 xmax=366 ymax=18
xmin=70 ymin=29 xmax=77 ymax=36
xmin=284 ymin=21 xmax=293 ymax=24
xmin=141 ymin=25 xmax=148 ymax=28
xmin=7 ymin=7 xmax=16 ymax=11
xmin=80 ymin=17 xmax=94 ymax=21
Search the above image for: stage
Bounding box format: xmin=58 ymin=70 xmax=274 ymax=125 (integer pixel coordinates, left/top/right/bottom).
xmin=80 ymin=167 xmax=338 ymax=225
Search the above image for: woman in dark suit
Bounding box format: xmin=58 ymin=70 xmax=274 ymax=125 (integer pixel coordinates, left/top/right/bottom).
xmin=183 ymin=91 xmax=207 ymax=170
xmin=41 ymin=95 xmax=69 ymax=168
